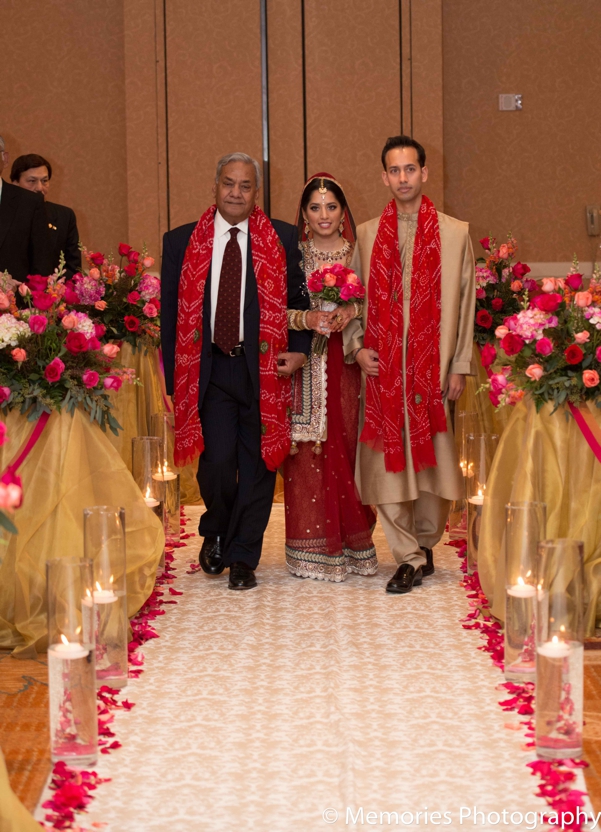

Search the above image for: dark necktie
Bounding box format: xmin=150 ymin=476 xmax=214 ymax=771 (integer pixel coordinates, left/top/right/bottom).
xmin=214 ymin=227 xmax=242 ymax=354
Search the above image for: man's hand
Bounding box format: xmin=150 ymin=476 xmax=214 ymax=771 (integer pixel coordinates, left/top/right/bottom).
xmin=277 ymin=352 xmax=307 ymax=376
xmin=355 ymin=348 xmax=379 ymax=377
xmin=442 ymin=373 xmax=465 ymax=401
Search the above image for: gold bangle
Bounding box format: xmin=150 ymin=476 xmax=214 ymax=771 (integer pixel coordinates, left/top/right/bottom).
xmin=301 ymin=310 xmax=309 ymax=330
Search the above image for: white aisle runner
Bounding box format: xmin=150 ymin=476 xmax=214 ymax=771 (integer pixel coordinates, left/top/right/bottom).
xmin=38 ymin=507 xmax=558 ymax=831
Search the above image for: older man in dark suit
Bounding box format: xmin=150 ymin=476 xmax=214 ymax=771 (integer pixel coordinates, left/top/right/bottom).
xmin=11 ymin=153 xmax=81 ymax=278
xmin=161 ymin=152 xmax=311 ymax=590
xmin=0 ymin=136 xmax=51 ymax=281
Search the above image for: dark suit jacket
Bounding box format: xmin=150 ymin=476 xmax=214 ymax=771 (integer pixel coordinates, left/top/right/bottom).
xmin=0 ymin=180 xmax=52 ymax=280
xmin=46 ymin=201 xmax=81 ymax=278
xmin=161 ymin=216 xmax=311 ymax=402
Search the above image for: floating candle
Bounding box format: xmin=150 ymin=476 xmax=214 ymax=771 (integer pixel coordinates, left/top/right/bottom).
xmin=48 ymin=634 xmax=88 ymax=660
xmin=537 ymin=636 xmax=570 ymax=658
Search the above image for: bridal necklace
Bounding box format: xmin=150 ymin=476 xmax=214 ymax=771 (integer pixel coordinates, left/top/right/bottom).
xmin=308 ymin=237 xmax=351 ymax=265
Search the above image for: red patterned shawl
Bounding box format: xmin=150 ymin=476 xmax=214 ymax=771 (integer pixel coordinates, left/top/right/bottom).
xmin=173 ymin=204 xmax=290 ymax=471
xmin=360 ymin=196 xmax=447 ymax=473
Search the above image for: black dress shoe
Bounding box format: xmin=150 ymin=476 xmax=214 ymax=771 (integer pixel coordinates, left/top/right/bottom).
xmin=386 ymin=563 xmax=423 ymax=594
xmin=199 ymin=536 xmax=225 ymax=575
xmin=420 ymin=546 xmax=435 ymax=577
xmin=228 ymin=561 xmax=257 ymax=590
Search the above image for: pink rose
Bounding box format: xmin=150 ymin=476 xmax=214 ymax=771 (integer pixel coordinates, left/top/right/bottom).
xmin=32 ymin=291 xmax=54 ymax=311
xmin=575 ymin=291 xmax=593 ymax=308
xmin=583 ymin=370 xmax=600 ymax=388
xmin=574 ymin=331 xmax=590 ymax=344
xmin=510 ymin=280 xmax=522 ymax=292
xmin=28 ymin=314 xmax=48 ymax=334
xmin=596 ymin=346 xmax=601 ymax=363
xmin=323 ymin=274 xmax=336 ymax=288
xmin=87 ymin=337 xmax=101 ymax=351
xmin=566 ymin=273 xmax=583 ymax=291
xmin=127 ymin=250 xmax=140 ymax=264
xmin=490 ymin=373 xmax=509 ymax=394
xmin=0 ymin=482 xmax=23 ymax=510
xmin=82 ymin=369 xmax=100 ymax=389
xmin=127 ymin=291 xmax=141 ymax=304
xmin=0 ymin=292 xmax=10 ymax=310
xmin=525 ymin=363 xmax=544 ymax=381
xmin=102 ymin=343 xmax=120 ymax=359
xmin=11 ymin=348 xmax=26 ymax=363
xmin=63 ymin=283 xmax=79 ymax=305
xmin=480 ymin=343 xmax=497 ymax=368
xmin=61 ymin=313 xmax=78 ymax=330
xmin=495 ymin=325 xmax=509 ymax=339
xmin=89 ymin=268 xmax=101 ymax=280
xmin=94 ymin=300 xmax=108 ymax=311
xmin=18 ymin=284 xmax=30 ymax=297
xmin=476 ymin=288 xmax=486 ymax=299
xmin=142 ymin=302 xmax=158 ymax=318
xmin=531 ymin=293 xmax=562 ymax=313
xmin=0 ymin=387 xmax=11 ymax=403
xmin=103 ymin=375 xmax=123 ymax=391
xmin=44 ymin=357 xmax=65 ymax=383
xmin=541 ymin=278 xmax=557 ymax=293
xmin=523 ymin=278 xmax=538 ymax=292
xmin=535 ymin=337 xmax=554 ymax=356
xmin=498 ymin=244 xmax=509 ymax=259
xmin=142 ymin=256 xmax=155 ymax=269
xmin=0 ymin=422 xmax=6 ymax=446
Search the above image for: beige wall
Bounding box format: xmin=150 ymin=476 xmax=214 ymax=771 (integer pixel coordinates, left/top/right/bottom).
xmin=443 ymin=0 xmax=601 ymax=263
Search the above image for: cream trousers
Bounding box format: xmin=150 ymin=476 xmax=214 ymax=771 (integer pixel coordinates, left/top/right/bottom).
xmin=378 ymin=491 xmax=451 ymax=569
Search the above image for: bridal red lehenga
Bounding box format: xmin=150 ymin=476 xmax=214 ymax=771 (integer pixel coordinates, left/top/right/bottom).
xmin=283 ymin=173 xmax=377 ymax=581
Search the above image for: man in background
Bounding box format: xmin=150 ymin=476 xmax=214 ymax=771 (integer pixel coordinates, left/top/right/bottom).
xmin=0 ymin=135 xmax=51 ymax=281
xmin=11 ymin=153 xmax=81 ymax=277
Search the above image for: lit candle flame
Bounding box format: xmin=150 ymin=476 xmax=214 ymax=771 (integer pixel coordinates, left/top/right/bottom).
xmin=96 ymin=581 xmax=102 ymax=592
xmin=517 ymin=576 xmax=525 ymax=586
xmin=145 ymin=485 xmax=151 ymax=499
xmin=552 ymin=635 xmax=559 ymax=645
xmin=60 ymin=634 xmax=69 ymax=646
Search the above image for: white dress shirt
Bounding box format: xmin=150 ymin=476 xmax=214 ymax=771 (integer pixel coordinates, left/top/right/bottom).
xmin=210 ymin=210 xmax=248 ymax=343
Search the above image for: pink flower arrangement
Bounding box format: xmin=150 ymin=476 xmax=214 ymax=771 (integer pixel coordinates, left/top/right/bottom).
xmin=474 ymin=234 xmax=529 ymax=349
xmin=307 ymin=264 xmax=365 ymax=354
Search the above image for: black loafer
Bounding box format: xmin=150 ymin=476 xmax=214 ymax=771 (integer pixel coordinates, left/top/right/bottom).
xmin=199 ymin=536 xmax=225 ymax=575
xmin=386 ymin=564 xmax=423 ymax=594
xmin=420 ymin=546 xmax=435 ymax=577
xmin=228 ymin=561 xmax=257 ymax=590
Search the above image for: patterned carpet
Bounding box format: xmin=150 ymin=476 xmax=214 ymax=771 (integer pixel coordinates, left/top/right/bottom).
xmin=31 ymin=504 xmax=579 ymax=832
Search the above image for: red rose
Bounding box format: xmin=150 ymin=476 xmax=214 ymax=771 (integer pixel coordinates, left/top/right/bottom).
xmin=118 ymin=243 xmax=132 ymax=257
xmin=27 ymin=274 xmax=49 ymax=292
xmin=523 ymin=278 xmax=538 ymax=293
xmin=564 ymin=344 xmax=584 ymax=365
xmin=566 ymin=273 xmax=583 ymax=291
xmin=44 ymin=357 xmax=65 ymax=383
xmin=127 ymin=291 xmax=141 ymax=303
xmin=127 ymin=250 xmax=140 ymax=264
xmin=87 ymin=336 xmax=101 ymax=351
xmin=63 ymin=282 xmax=79 ymax=305
xmin=480 ymin=343 xmax=497 ymax=368
xmin=94 ymin=323 xmax=106 ymax=338
xmin=32 ymin=291 xmax=54 ymax=311
xmin=124 ymin=315 xmax=140 ymax=332
xmin=476 ymin=309 xmax=493 ymax=329
xmin=65 ymin=331 xmax=88 ymax=354
xmin=123 ymin=264 xmax=137 ymax=278
xmin=479 ymin=237 xmax=491 ymax=251
xmin=531 ymin=292 xmax=562 ymax=313
xmin=82 ymin=369 xmax=100 ymax=388
xmin=491 ymin=298 xmax=504 ymax=311
xmin=500 ymin=332 xmax=525 ymax=356
xmin=512 ymin=262 xmax=531 ymax=279
xmin=150 ymin=297 xmax=161 ymax=309
xmin=89 ymin=252 xmax=105 ymax=266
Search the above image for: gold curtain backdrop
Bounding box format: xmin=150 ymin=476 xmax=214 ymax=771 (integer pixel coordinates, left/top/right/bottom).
xmin=478 ymin=398 xmax=601 ymax=636
xmin=0 ymin=409 xmax=164 ymax=658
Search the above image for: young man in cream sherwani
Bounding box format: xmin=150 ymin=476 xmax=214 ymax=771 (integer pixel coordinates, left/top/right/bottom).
xmin=346 ymin=135 xmax=475 ymax=595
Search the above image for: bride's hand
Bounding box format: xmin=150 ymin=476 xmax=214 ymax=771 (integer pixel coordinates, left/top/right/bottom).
xmin=306 ymin=310 xmax=334 ymax=333
xmin=329 ymin=305 xmax=356 ymax=332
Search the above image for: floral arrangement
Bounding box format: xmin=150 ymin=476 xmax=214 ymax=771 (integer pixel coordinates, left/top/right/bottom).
xmin=474 ymin=235 xmax=533 ymax=349
xmin=0 ymin=269 xmax=129 ymax=432
xmin=70 ymin=243 xmax=160 ymax=352
xmin=483 ymin=259 xmax=601 ymax=411
xmin=307 ymin=263 xmax=364 ymax=353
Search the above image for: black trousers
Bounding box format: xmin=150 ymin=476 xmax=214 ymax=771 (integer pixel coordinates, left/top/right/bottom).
xmin=197 ymin=352 xmax=276 ymax=569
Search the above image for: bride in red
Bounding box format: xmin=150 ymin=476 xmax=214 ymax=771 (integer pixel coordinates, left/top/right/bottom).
xmin=284 ymin=173 xmax=377 ymax=581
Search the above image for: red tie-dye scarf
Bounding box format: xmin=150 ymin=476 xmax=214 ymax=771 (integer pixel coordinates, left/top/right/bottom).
xmin=360 ymin=196 xmax=447 ymax=473
xmin=173 ymin=204 xmax=290 ymax=471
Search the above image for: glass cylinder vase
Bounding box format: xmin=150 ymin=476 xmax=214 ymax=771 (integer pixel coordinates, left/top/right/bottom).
xmin=449 ymin=410 xmax=479 ymax=536
xmin=132 ymin=436 xmax=166 ymax=568
xmin=83 ymin=506 xmax=128 ymax=689
xmin=535 ymin=539 xmax=584 ymax=760
xmin=150 ymin=412 xmax=181 ymax=546
xmin=466 ymin=432 xmax=499 ymax=575
xmin=504 ymin=501 xmax=547 ymax=682
xmin=47 ymin=557 xmax=97 ymax=766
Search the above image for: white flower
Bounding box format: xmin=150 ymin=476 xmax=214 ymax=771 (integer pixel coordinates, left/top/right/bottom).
xmin=0 ymin=314 xmax=31 ymax=349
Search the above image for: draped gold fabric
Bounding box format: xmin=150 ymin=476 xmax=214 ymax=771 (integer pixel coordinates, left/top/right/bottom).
xmin=0 ymin=409 xmax=164 ymax=657
xmin=478 ymin=398 xmax=601 ymax=635
xmin=0 ymin=747 xmax=39 ymax=832
xmin=106 ymin=344 xmax=201 ymax=505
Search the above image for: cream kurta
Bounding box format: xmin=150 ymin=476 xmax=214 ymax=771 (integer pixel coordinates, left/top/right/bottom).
xmin=347 ymin=209 xmax=476 ymax=505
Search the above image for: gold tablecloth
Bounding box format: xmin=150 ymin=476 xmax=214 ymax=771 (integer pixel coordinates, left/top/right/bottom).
xmin=107 ymin=344 xmax=201 ymax=505
xmin=0 ymin=409 xmax=164 ymax=657
xmin=0 ymin=747 xmax=39 ymax=832
xmin=478 ymin=397 xmax=601 ymax=635
xmin=456 ymin=342 xmax=512 ymax=437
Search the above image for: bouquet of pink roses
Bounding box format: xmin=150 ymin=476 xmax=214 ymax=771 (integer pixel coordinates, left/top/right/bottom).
xmin=306 ymin=263 xmax=364 ymax=354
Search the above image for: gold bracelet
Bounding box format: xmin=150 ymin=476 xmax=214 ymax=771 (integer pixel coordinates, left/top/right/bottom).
xmin=301 ymin=310 xmax=310 ymax=330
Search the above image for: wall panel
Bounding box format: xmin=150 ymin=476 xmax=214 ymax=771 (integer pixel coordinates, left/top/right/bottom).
xmin=164 ymin=0 xmax=264 ymax=228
